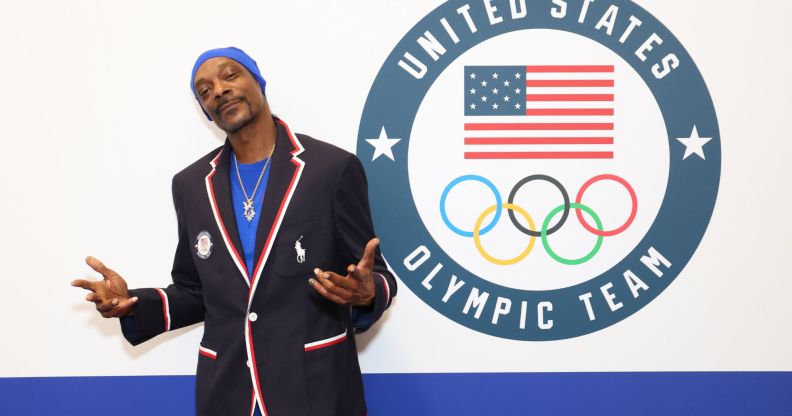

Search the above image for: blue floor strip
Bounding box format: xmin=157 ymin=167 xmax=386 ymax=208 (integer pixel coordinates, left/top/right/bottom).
xmin=1 ymin=372 xmax=790 ymax=415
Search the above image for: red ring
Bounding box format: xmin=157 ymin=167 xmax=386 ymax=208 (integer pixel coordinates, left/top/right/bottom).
xmin=575 ymin=174 xmax=637 ymax=237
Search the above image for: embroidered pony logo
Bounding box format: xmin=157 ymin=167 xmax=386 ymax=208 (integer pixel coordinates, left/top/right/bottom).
xmin=295 ymin=236 xmax=306 ymax=264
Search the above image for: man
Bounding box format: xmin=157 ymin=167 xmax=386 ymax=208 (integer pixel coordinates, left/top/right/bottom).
xmin=72 ymin=47 xmax=397 ymax=416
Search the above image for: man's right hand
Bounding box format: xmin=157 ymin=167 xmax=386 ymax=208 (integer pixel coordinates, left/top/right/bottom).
xmin=71 ymin=256 xmax=137 ymax=318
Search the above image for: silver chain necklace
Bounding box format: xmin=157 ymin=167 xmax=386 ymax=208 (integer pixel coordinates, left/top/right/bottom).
xmin=233 ymin=143 xmax=275 ymax=222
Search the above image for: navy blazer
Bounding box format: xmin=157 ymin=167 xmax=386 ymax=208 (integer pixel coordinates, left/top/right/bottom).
xmin=121 ymin=118 xmax=397 ymax=416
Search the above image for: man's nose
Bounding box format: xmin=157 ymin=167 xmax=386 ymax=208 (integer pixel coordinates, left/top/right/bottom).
xmin=212 ymin=81 xmax=232 ymax=100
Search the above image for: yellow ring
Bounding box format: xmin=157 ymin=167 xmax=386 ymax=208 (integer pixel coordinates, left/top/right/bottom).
xmin=473 ymin=203 xmax=536 ymax=266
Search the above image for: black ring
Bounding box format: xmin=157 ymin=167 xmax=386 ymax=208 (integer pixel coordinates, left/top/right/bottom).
xmin=507 ymin=174 xmax=570 ymax=237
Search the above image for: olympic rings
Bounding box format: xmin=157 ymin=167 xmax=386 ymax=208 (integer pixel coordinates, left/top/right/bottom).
xmin=474 ymin=204 xmax=537 ymax=266
xmin=440 ymin=175 xmax=502 ymax=237
xmin=507 ymin=174 xmax=570 ymax=237
xmin=575 ymin=174 xmax=638 ymax=237
xmin=542 ymin=203 xmax=603 ymax=265
xmin=439 ymin=173 xmax=638 ymax=265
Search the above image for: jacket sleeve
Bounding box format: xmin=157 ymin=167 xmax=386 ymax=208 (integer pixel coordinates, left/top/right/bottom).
xmin=120 ymin=176 xmax=206 ymax=345
xmin=332 ymin=154 xmax=397 ymax=333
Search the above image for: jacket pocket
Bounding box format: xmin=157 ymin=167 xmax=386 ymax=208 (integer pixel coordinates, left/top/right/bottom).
xmin=195 ymin=344 xmax=219 ymax=415
xmin=304 ymin=329 xmax=348 ymax=352
xmin=303 ymin=328 xmax=363 ymax=414
xmin=198 ymin=345 xmax=218 ymax=360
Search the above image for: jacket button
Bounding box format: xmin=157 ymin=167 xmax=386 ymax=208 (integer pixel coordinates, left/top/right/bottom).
xmin=249 ymin=312 xmax=258 ymax=322
xmin=246 ymin=360 xmax=251 ymax=368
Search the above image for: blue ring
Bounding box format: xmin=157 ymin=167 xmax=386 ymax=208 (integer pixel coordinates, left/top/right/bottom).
xmin=440 ymin=175 xmax=502 ymax=237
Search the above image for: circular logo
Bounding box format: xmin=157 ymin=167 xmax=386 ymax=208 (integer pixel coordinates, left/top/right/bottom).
xmin=357 ymin=0 xmax=720 ymax=340
xmin=195 ymin=230 xmax=213 ymax=260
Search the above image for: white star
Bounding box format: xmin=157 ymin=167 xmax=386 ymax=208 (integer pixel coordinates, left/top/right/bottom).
xmin=503 ymin=96 xmax=510 ymax=102
xmin=492 ymin=88 xmax=499 ymax=95
xmin=492 ymin=73 xmax=499 ymax=79
xmin=470 ymin=73 xmax=477 ymax=79
xmin=493 ymin=103 xmax=499 ymax=110
xmin=503 ymin=80 xmax=510 ymax=87
xmin=515 ymin=103 xmax=521 ymax=109
xmin=514 ymin=73 xmax=521 ymax=79
xmin=515 ymin=88 xmax=522 ymax=94
xmin=481 ymin=96 xmax=488 ymax=102
xmin=470 ymin=88 xmax=477 ymax=94
xmin=470 ymin=103 xmax=477 ymax=110
xmin=366 ymin=127 xmax=401 ymax=161
xmin=481 ymin=80 xmax=488 ymax=87
xmin=676 ymin=125 xmax=713 ymax=160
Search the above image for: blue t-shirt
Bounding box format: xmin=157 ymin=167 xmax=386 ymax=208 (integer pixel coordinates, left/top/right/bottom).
xmin=230 ymin=152 xmax=271 ymax=278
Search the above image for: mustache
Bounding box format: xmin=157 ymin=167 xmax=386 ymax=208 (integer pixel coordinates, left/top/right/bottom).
xmin=215 ymin=96 xmax=246 ymax=116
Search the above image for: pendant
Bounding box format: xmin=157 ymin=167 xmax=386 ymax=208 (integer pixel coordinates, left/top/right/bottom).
xmin=243 ymin=199 xmax=256 ymax=222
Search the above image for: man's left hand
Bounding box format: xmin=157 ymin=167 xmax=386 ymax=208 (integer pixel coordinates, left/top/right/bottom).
xmin=310 ymin=238 xmax=379 ymax=307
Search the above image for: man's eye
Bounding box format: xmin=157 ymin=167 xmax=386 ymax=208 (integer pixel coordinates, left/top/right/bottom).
xmin=226 ymin=72 xmax=238 ymax=80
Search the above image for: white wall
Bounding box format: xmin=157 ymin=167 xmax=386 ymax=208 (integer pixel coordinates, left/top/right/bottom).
xmin=0 ymin=0 xmax=790 ymax=377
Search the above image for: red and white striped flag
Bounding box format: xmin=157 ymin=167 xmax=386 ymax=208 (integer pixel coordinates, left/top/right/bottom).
xmin=464 ymin=65 xmax=615 ymax=160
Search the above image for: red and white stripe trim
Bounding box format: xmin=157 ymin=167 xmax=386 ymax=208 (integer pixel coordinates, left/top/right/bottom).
xmin=198 ymin=345 xmax=217 ymax=360
xmin=246 ymin=320 xmax=268 ymax=416
xmin=245 ymin=117 xmax=305 ymax=416
xmin=304 ymin=330 xmax=348 ymax=352
xmin=249 ymin=391 xmax=257 ymax=416
xmin=376 ymin=273 xmax=392 ymax=308
xmin=247 ymin=118 xmax=305 ymax=305
xmin=205 ymin=149 xmax=251 ymax=288
xmin=154 ymin=288 xmax=170 ymax=332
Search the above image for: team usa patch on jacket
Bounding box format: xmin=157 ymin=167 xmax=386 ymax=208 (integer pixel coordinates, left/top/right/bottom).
xmin=357 ymin=0 xmax=720 ymax=341
xmin=195 ymin=230 xmax=213 ymax=259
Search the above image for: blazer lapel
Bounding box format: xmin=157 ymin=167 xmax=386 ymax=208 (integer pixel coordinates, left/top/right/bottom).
xmin=205 ymin=141 xmax=250 ymax=287
xmin=248 ymin=117 xmax=306 ymax=302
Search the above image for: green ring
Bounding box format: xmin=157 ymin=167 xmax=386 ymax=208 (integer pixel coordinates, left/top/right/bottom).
xmin=542 ymin=203 xmax=604 ymax=265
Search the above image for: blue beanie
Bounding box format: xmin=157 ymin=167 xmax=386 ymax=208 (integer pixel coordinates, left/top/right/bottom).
xmin=190 ymin=47 xmax=267 ymax=120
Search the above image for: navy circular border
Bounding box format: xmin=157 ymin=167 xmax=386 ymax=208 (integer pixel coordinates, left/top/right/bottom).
xmin=357 ymin=0 xmax=720 ymax=340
